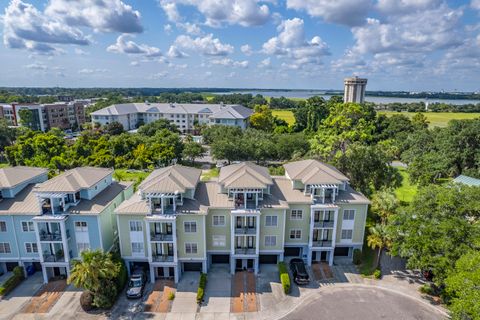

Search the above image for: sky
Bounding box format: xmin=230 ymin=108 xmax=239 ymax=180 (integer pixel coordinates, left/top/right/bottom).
xmin=0 ymin=0 xmax=480 ymax=91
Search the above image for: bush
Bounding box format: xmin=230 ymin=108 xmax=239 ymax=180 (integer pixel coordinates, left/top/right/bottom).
xmin=373 ymin=269 xmax=382 ymax=279
xmin=278 ymin=262 xmax=290 ymax=294
xmin=419 ymin=284 xmax=435 ymax=295
xmin=0 ymin=266 xmax=24 ymax=296
xmin=93 ymin=279 xmax=118 ymax=309
xmin=196 ymin=273 xmax=207 ymax=304
xmin=352 ymin=249 xmax=362 ymax=265
xmin=80 ymin=291 xmax=94 ymax=311
xmin=115 ymin=261 xmax=128 ymax=293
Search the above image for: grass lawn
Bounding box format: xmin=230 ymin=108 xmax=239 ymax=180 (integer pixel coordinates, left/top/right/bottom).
xmin=113 ymin=169 xmax=150 ymax=188
xmin=272 ymin=110 xmax=295 ymax=126
xmin=378 ymin=111 xmax=480 ymax=127
xmin=201 ymin=167 xmax=219 ymax=181
xmin=0 ymin=163 xmax=9 ymax=168
xmin=394 ymin=167 xmax=418 ymax=203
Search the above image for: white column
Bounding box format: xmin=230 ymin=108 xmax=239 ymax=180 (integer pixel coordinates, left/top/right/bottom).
xmin=145 ymin=220 xmax=152 ymax=263
xmin=255 ymin=194 xmax=258 ymax=208
xmin=173 ymin=197 xmax=176 ymax=212
xmin=255 ymin=216 xmax=260 ymax=256
xmin=174 ymin=266 xmax=179 ymax=283
xmin=254 ymin=258 xmax=259 ymax=275
xmin=230 ymin=214 xmax=235 ymax=256
xmin=328 ymin=250 xmax=334 ymax=266
xmin=42 ymin=265 xmax=48 ymax=283
xmin=51 ymin=197 xmax=55 ymax=215
xmin=150 ymin=264 xmax=155 ymax=284
xmin=330 ymin=208 xmax=339 ymax=266
xmin=172 ymin=220 xmax=177 ymax=263
xmin=244 ymin=192 xmax=247 ymax=209
xmin=59 ymin=221 xmax=69 ymax=264
xmin=161 ymin=197 xmax=164 ymax=214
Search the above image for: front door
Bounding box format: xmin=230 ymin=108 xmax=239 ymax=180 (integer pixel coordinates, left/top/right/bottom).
xmin=320 ymin=251 xmax=328 ymax=261
xmin=247 ymin=259 xmax=254 ymax=269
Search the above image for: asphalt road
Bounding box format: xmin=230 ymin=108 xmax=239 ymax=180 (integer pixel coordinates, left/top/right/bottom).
xmin=282 ymin=286 xmax=446 ymax=320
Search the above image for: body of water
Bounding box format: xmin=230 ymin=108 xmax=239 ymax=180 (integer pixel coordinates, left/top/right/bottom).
xmin=213 ymin=90 xmax=480 ymax=105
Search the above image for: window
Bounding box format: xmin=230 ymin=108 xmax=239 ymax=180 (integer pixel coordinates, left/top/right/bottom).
xmin=0 ymin=242 xmax=11 ymax=253
xmin=213 ymin=215 xmax=225 ymax=226
xmin=77 ymin=242 xmax=90 ymax=253
xmin=185 ymin=243 xmax=198 ymax=254
xmin=22 ymin=221 xmax=35 ymax=232
xmin=265 ymin=215 xmax=278 ymax=227
xmin=289 ymin=229 xmax=302 ymax=240
xmin=131 ymin=242 xmax=144 ymax=254
xmin=343 ymin=210 xmax=355 ymax=220
xmin=184 ymin=221 xmax=197 ymax=233
xmin=129 ymin=221 xmax=143 ymax=232
xmin=25 ymin=242 xmax=38 ymax=253
xmin=212 ymin=235 xmax=226 ymax=247
xmin=265 ymin=235 xmax=276 ymax=247
xmin=290 ymin=210 xmax=303 ymax=220
xmin=0 ymin=221 xmax=6 ymax=232
xmin=341 ymin=229 xmax=353 ymax=240
xmin=74 ymin=221 xmax=88 ymax=232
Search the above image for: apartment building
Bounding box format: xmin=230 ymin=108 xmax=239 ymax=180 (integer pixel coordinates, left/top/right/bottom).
xmin=90 ymin=103 xmax=253 ymax=133
xmin=0 ymin=167 xmax=133 ymax=283
xmin=115 ymin=160 xmax=369 ymax=283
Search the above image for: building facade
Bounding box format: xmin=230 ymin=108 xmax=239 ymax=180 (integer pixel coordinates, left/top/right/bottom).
xmin=90 ymin=103 xmax=253 ymax=133
xmin=344 ymin=76 xmax=368 ymax=103
xmin=115 ymin=160 xmax=369 ymax=284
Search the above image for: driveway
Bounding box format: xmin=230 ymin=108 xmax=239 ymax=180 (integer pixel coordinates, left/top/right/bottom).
xmin=0 ymin=272 xmax=43 ymax=319
xmin=282 ymin=286 xmax=446 ymax=320
xmin=199 ymin=264 xmax=230 ymax=314
xmin=170 ymin=272 xmax=199 ymax=314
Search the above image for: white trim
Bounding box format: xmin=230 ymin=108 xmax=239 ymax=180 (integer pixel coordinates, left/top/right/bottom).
xmin=96 ymin=216 xmax=104 ymax=251
xmin=212 ymin=215 xmax=226 ymax=227
xmin=21 ymin=220 xmax=35 ymax=232
xmin=0 ymin=242 xmax=12 ymax=254
xmin=116 ymin=215 xmax=123 ymax=257
xmin=24 ymin=242 xmax=39 ymax=254
xmin=0 ymin=220 xmax=7 ymax=232
xmin=184 ymin=242 xmax=198 ymax=254
xmin=183 ymin=221 xmax=197 ymax=233
xmin=289 ymin=209 xmax=303 ymax=220
xmin=288 ymin=229 xmax=302 ymax=240
xmin=264 ymin=235 xmax=277 ymax=247
xmin=264 ymin=215 xmax=278 ymax=227
xmin=212 ymin=235 xmax=226 ymax=247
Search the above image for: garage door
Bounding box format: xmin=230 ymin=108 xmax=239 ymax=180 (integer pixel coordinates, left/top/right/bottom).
xmin=211 ymin=254 xmax=230 ymax=264
xmin=334 ymin=247 xmax=350 ymax=257
xmin=259 ymin=255 xmax=278 ymax=264
xmin=183 ymin=262 xmax=203 ymax=272
xmin=284 ymin=247 xmax=301 ymax=257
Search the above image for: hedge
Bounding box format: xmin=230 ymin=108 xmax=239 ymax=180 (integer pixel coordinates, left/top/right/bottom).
xmin=0 ymin=266 xmax=25 ymax=296
xmin=196 ymin=273 xmax=207 ymax=304
xmin=278 ymin=262 xmax=290 ymax=294
xmin=352 ymin=249 xmax=362 ymax=265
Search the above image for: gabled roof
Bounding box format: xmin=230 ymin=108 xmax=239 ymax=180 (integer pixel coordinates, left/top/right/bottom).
xmin=0 ymin=184 xmax=42 ymax=215
xmin=139 ymin=165 xmax=201 ymax=194
xmin=453 ymin=175 xmax=480 ymax=187
xmin=0 ymin=167 xmax=47 ymax=189
xmin=284 ymin=160 xmax=349 ymax=185
xmin=219 ymin=162 xmax=273 ymax=189
xmin=35 ymin=167 xmax=113 ymax=193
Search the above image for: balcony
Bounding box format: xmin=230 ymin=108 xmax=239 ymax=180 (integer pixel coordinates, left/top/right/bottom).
xmin=150 ymin=233 xmax=174 ymax=242
xmin=314 ymin=220 xmax=334 ymax=228
xmin=152 ymin=255 xmax=174 ymax=262
xmin=43 ymin=253 xmax=65 ymax=262
xmin=39 ymin=229 xmax=62 ymax=241
xmin=234 ymin=227 xmax=256 ymax=235
xmin=311 ymin=240 xmax=333 ymax=248
xmin=234 ymin=248 xmax=256 ymax=255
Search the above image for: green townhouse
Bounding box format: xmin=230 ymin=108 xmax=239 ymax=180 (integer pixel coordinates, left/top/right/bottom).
xmin=0 ymin=166 xmax=133 ymax=283
xmin=115 ymin=160 xmax=369 ymax=283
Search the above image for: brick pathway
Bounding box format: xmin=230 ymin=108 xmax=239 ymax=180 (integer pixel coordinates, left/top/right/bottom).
xmin=21 ymin=279 xmax=67 ymax=314
xmin=144 ymin=279 xmax=175 ymax=313
xmin=312 ymin=263 xmax=334 ymax=281
xmin=231 ymin=271 xmax=258 ymax=313
xmin=230 ymin=272 xmax=244 ymax=313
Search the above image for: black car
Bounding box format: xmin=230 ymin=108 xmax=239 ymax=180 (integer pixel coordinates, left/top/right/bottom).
xmin=126 ymin=268 xmax=147 ymax=299
xmin=289 ymin=258 xmax=310 ymax=285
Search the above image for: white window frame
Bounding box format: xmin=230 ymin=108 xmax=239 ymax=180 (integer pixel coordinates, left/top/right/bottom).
xmin=212 ymin=235 xmax=226 ymax=247
xmin=76 ymin=242 xmax=90 ymax=254
xmin=0 ymin=242 xmax=11 ymax=253
xmin=0 ymin=221 xmax=6 ymax=232
xmin=131 ymin=242 xmax=144 ymax=255
xmin=185 ymin=242 xmax=198 ymax=254
xmin=25 ymin=242 xmax=38 ymax=253
xmin=341 ymin=229 xmax=353 ymax=240
xmin=129 ymin=220 xmax=143 ymax=232
xmin=184 ymin=221 xmax=197 ymax=233
xmin=74 ymin=221 xmax=88 ymax=232
xmin=343 ymin=210 xmax=355 ymax=220
xmin=265 ymin=215 xmax=278 ymax=227
xmin=21 ymin=221 xmax=35 ymax=232
xmin=212 ymin=215 xmax=226 ymax=227
xmin=289 ymin=229 xmax=302 ymax=240
xmin=264 ymin=235 xmax=277 ymax=247
xmin=290 ymin=210 xmax=303 ymax=220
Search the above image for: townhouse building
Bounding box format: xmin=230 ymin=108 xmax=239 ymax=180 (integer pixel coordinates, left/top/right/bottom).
xmin=90 ymin=103 xmax=253 ymax=133
xmin=115 ymin=160 xmax=369 ymax=284
xmin=0 ymin=166 xmax=133 ymax=283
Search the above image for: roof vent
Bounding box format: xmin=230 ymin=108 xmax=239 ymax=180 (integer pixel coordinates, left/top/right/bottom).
xmin=145 ymin=100 xmax=150 ymax=105
xmin=170 ymin=103 xmax=175 ymax=108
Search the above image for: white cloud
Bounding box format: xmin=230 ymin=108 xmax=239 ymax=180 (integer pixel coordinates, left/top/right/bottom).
xmin=3 ymin=0 xmax=89 ymax=54
xmin=174 ymin=34 xmax=234 ymax=56
xmin=210 ymin=58 xmax=249 ymax=68
xmin=166 ymin=45 xmax=189 ymax=58
xmin=164 ymin=24 xmax=173 ymax=34
xmin=472 ymin=0 xmax=480 ymax=10
xmin=262 ymin=18 xmax=329 ymax=68
xmin=258 ymin=57 xmax=271 ymax=68
xmin=107 ymin=35 xmax=162 ymax=57
xmin=78 ymin=68 xmax=108 ymax=74
xmin=149 ymin=71 xmax=169 ymax=79
xmin=130 ymin=61 xmax=140 ymax=67
xmin=24 ymin=63 xmax=48 ymax=70
xmin=45 ymin=0 xmax=143 ymax=33
xmin=286 ymin=0 xmax=371 ymax=26
xmin=241 ymin=44 xmax=253 ymax=56
xmin=74 ymin=48 xmax=89 ymax=55
xmin=159 ymin=0 xmax=270 ymax=27
xmin=376 ymin=0 xmax=441 ymax=15
xmin=177 ymin=22 xmax=202 ymax=35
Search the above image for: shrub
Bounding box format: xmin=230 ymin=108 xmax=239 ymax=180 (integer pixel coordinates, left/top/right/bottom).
xmin=373 ymin=269 xmax=382 ymax=279
xmin=93 ymin=279 xmax=118 ymax=309
xmin=278 ymin=262 xmax=290 ymax=294
xmin=352 ymin=249 xmax=362 ymax=265
xmin=168 ymin=292 xmax=175 ymax=300
xmin=196 ymin=273 xmax=207 ymax=304
xmin=80 ymin=291 xmax=94 ymax=311
xmin=115 ymin=261 xmax=128 ymax=293
xmin=0 ymin=266 xmax=24 ymax=296
xmin=419 ymin=284 xmax=435 ymax=295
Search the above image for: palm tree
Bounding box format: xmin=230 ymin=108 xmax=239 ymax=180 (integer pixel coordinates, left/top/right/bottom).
xmin=68 ymin=250 xmax=120 ymax=294
xmin=367 ymin=224 xmax=391 ymax=269
xmin=371 ymin=189 xmax=398 ymax=224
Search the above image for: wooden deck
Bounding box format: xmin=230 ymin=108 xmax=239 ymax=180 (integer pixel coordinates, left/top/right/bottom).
xmin=144 ymin=280 xmax=176 ymax=313
xmin=21 ymin=280 xmax=67 ymax=314
xmin=230 ymin=271 xmax=258 ymax=313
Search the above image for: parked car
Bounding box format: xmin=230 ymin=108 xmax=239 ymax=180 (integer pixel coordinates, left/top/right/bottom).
xmin=289 ymin=258 xmax=310 ymax=285
xmin=126 ymin=268 xmax=147 ymax=299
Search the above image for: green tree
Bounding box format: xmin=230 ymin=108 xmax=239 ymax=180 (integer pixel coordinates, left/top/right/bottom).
xmin=411 ymin=112 xmax=429 ymax=130
xmin=0 ymin=119 xmax=16 ymax=152
xmin=137 ymin=119 xmax=179 ymax=136
xmin=103 ymin=121 xmax=124 ymax=135
xmin=293 ymin=96 xmax=329 ymax=132
xmin=183 ymin=141 xmax=205 ymax=165
xmin=249 ymin=105 xmax=275 ymax=132
xmin=367 ymin=224 xmax=391 ymax=269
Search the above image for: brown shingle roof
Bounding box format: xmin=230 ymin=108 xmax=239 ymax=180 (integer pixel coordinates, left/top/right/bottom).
xmin=284 ymin=160 xmax=349 ymax=185
xmin=35 ymin=167 xmax=113 ymax=193
xmin=139 ymin=165 xmax=201 ymax=194
xmin=0 ymin=167 xmax=47 ymax=189
xmin=218 ymin=162 xmax=272 ymax=189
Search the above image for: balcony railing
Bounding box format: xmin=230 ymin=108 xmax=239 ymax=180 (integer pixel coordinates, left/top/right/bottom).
xmin=234 ymin=227 xmax=256 ymax=235
xmin=150 ymin=233 xmax=174 ymax=242
xmin=234 ymin=200 xmax=258 ymax=210
xmin=312 ymin=240 xmax=333 ymax=248
xmin=313 ymin=221 xmax=334 ymax=228
xmin=234 ymin=248 xmax=256 ymax=255
xmin=152 ymin=255 xmax=174 ymax=262
xmin=43 ymin=253 xmax=65 ymax=262
xmin=39 ymin=231 xmax=62 ymax=241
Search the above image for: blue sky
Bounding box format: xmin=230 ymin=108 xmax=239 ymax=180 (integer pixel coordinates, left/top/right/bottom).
xmin=1 ymin=0 xmax=479 ymax=91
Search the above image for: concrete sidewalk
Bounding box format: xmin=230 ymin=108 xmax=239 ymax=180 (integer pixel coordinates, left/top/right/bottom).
xmin=0 ymin=272 xmax=43 ymax=319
